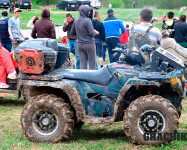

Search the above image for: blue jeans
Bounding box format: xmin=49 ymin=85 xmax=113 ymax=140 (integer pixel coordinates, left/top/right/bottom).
xmin=68 ymin=40 xmax=80 ymax=69
xmin=103 ymin=42 xmax=107 ymax=61
xmin=1 ymin=39 xmax=12 ymax=52
xmin=106 ymin=37 xmax=120 ymax=63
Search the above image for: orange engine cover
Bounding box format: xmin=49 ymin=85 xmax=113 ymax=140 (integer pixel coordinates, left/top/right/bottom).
xmin=18 ymin=49 xmax=44 ymax=74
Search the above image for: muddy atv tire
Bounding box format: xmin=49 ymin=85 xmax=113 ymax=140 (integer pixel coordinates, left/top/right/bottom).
xmin=124 ymin=95 xmax=179 ymax=145
xmin=21 ymin=86 xmax=31 ymax=102
xmin=21 ymin=94 xmax=74 ymax=143
xmin=177 ymin=104 xmax=182 ymax=118
xmin=74 ymin=121 xmax=84 ymax=129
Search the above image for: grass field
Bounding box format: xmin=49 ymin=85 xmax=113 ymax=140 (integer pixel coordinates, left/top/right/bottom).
xmin=0 ymin=7 xmax=186 ymax=30
xmin=0 ymin=94 xmax=187 ymax=150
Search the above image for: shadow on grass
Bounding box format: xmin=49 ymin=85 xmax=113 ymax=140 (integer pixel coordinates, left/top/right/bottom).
xmin=0 ymin=97 xmax=25 ymax=106
xmin=69 ymin=127 xmax=129 ymax=142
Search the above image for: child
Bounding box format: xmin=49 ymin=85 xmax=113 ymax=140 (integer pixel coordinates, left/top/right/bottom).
xmin=120 ymin=24 xmax=129 ymax=44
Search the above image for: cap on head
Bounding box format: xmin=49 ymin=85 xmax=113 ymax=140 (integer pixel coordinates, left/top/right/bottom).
xmin=107 ymin=9 xmax=114 ymax=14
xmin=2 ymin=11 xmax=8 ymax=16
xmin=14 ymin=8 xmax=22 ymax=13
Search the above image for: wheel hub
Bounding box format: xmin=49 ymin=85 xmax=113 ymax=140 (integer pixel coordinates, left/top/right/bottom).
xmin=42 ymin=118 xmax=50 ymax=126
xmin=33 ymin=111 xmax=58 ymax=135
xmin=148 ymin=119 xmax=156 ymax=127
xmin=138 ymin=110 xmax=165 ymax=134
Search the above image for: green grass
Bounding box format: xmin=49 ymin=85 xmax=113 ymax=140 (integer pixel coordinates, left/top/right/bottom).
xmin=0 ymin=8 xmax=186 ymax=29
xmin=0 ymin=95 xmax=187 ymax=150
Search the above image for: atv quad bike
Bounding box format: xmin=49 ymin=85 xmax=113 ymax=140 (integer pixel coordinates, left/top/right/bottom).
xmin=18 ymin=41 xmax=186 ymax=145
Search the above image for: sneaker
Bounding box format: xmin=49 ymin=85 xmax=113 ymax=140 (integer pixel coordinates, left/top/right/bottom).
xmin=7 ymin=71 xmax=17 ymax=80
xmin=0 ymin=83 xmax=10 ymax=88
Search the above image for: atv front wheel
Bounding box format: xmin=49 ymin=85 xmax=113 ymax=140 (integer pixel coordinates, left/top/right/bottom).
xmin=177 ymin=104 xmax=182 ymax=118
xmin=21 ymin=94 xmax=74 ymax=143
xmin=124 ymin=95 xmax=179 ymax=145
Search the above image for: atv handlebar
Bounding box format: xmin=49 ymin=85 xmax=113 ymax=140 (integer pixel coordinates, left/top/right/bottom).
xmin=12 ymin=37 xmax=29 ymax=44
xmin=112 ymin=44 xmax=157 ymax=58
xmin=112 ymin=44 xmax=128 ymax=58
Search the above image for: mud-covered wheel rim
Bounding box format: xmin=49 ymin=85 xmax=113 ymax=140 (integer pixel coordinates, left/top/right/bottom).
xmin=123 ymin=95 xmax=179 ymax=145
xmin=33 ymin=111 xmax=58 ymax=136
xmin=138 ymin=110 xmax=166 ymax=134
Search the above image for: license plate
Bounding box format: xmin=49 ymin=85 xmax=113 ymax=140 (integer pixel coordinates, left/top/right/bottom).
xmin=71 ymin=5 xmax=75 ymax=7
xmin=24 ymin=3 xmax=29 ymax=6
xmin=3 ymin=3 xmax=7 ymax=5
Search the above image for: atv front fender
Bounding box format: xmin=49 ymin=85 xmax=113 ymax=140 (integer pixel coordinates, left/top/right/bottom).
xmin=114 ymin=78 xmax=161 ymax=121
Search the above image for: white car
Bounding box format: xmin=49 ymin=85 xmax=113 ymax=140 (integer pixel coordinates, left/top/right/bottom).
xmin=90 ymin=0 xmax=101 ymax=9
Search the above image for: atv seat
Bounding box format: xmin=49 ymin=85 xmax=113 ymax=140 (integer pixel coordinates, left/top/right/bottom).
xmin=61 ymin=66 xmax=113 ymax=86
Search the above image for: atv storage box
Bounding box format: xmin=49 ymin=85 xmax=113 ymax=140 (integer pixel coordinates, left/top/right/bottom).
xmin=55 ymin=43 xmax=69 ymax=69
xmin=14 ymin=39 xmax=69 ymax=74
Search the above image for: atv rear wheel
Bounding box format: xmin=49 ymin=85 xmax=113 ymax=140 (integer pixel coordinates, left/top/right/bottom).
xmin=124 ymin=95 xmax=179 ymax=145
xmin=21 ymin=94 xmax=74 ymax=143
xmin=21 ymin=86 xmax=31 ymax=102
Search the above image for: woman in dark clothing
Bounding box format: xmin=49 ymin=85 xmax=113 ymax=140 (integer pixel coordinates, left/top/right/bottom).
xmin=31 ymin=8 xmax=56 ymax=39
xmin=174 ymin=15 xmax=187 ymax=47
xmin=71 ymin=5 xmax=99 ymax=70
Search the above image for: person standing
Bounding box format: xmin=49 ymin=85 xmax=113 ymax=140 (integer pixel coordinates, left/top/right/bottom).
xmin=31 ymin=8 xmax=56 ymax=39
xmin=8 ymin=8 xmax=25 ymax=49
xmin=103 ymin=9 xmax=125 ymax=63
xmin=71 ymin=5 xmax=99 ymax=70
xmin=162 ymin=11 xmax=176 ymax=38
xmin=10 ymin=2 xmax=15 ymax=13
xmin=0 ymin=11 xmax=12 ymax=52
xmin=174 ymin=15 xmax=187 ymax=48
xmin=133 ymin=1 xmax=136 ymax=9
xmin=128 ymin=8 xmax=162 ymax=64
xmin=92 ymin=11 xmax=105 ymax=68
xmin=15 ymin=2 xmax=19 ymax=8
xmin=132 ymin=8 xmax=162 ymax=45
xmin=63 ymin=13 xmax=80 ymax=69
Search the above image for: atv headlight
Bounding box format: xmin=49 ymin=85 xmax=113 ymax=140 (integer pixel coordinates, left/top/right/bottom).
xmin=171 ymin=77 xmax=182 ymax=86
xmin=181 ymin=75 xmax=185 ymax=82
xmin=171 ymin=77 xmax=178 ymax=85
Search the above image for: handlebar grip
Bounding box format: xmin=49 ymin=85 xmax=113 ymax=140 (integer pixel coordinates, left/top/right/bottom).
xmin=112 ymin=52 xmax=119 ymax=58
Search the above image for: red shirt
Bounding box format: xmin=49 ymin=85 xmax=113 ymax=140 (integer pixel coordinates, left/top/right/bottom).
xmin=120 ymin=30 xmax=129 ymax=44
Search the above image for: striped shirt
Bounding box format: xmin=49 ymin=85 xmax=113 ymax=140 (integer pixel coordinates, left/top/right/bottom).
xmin=133 ymin=22 xmax=162 ymax=45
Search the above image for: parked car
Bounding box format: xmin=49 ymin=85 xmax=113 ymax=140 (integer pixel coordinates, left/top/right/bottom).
xmin=56 ymin=0 xmax=78 ymax=11
xmin=18 ymin=0 xmax=32 ymax=9
xmin=76 ymin=0 xmax=91 ymax=7
xmin=0 ymin=0 xmax=10 ymax=8
xmin=90 ymin=0 xmax=101 ymax=9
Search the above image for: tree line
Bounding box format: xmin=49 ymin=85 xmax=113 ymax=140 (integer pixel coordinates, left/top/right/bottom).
xmin=12 ymin=0 xmax=187 ymax=9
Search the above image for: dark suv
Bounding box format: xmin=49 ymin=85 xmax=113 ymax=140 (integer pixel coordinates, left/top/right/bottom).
xmin=18 ymin=0 xmax=31 ymax=9
xmin=0 ymin=0 xmax=10 ymax=8
xmin=56 ymin=0 xmax=78 ymax=11
xmin=76 ymin=0 xmax=91 ymax=7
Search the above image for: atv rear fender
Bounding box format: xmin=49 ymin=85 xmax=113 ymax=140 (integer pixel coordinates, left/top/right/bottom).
xmin=18 ymin=79 xmax=85 ymax=122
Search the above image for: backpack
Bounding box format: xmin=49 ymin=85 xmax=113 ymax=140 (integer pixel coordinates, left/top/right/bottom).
xmin=127 ymin=25 xmax=155 ymax=65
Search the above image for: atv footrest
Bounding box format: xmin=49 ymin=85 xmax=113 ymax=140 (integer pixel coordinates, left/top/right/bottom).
xmin=0 ymin=89 xmax=17 ymax=94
